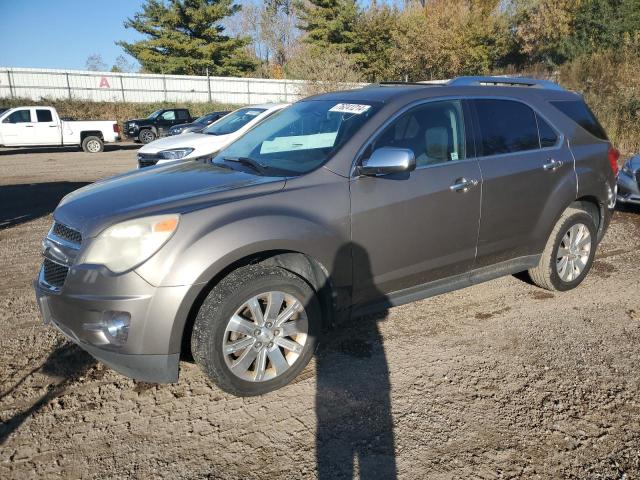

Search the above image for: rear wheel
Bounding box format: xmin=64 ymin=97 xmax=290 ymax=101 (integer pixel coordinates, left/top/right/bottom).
xmin=191 ymin=264 xmax=320 ymax=396
xmin=528 ymin=207 xmax=598 ymax=291
xmin=81 ymin=136 xmax=103 ymax=153
xmin=138 ymin=129 xmax=156 ymax=144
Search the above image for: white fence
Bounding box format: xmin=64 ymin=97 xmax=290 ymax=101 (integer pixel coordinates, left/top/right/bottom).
xmin=0 ymin=67 xmax=310 ymax=105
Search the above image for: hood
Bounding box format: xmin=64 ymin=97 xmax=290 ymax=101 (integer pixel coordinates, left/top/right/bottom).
xmin=139 ymin=133 xmax=229 ymax=154
xmin=54 ymin=161 xmax=286 ymax=238
xmin=170 ymin=122 xmax=195 ymax=130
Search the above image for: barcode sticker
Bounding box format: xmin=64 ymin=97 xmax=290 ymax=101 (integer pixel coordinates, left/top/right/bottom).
xmin=329 ymin=103 xmax=371 ymax=115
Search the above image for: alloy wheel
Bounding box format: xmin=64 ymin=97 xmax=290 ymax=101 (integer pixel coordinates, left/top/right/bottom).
xmin=556 ymin=223 xmax=592 ymax=282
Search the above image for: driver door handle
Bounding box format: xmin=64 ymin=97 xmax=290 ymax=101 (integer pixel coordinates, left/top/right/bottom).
xmin=543 ymin=158 xmax=563 ymax=171
xmin=449 ymin=178 xmax=479 ymax=193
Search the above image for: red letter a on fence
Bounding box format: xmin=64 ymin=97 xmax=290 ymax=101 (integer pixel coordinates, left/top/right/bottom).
xmin=99 ymin=77 xmax=110 ymax=88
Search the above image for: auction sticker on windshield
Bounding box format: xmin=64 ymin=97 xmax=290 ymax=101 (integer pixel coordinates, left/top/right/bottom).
xmin=329 ymin=103 xmax=371 ymax=115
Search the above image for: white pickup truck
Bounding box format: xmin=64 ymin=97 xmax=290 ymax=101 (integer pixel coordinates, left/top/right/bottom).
xmin=0 ymin=106 xmax=120 ymax=153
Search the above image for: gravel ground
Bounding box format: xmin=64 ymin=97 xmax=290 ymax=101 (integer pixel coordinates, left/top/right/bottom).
xmin=0 ymin=147 xmax=639 ymax=479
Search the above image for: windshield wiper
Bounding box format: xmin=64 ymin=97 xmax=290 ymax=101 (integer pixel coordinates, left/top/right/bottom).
xmin=223 ymin=156 xmax=268 ymax=175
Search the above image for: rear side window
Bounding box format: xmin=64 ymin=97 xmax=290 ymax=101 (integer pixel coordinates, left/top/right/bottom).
xmin=5 ymin=109 xmax=32 ymax=123
xmin=177 ymin=110 xmax=189 ymax=120
xmin=36 ymin=109 xmax=53 ymax=122
xmin=473 ymin=100 xmax=539 ymax=156
xmin=536 ymin=114 xmax=558 ymax=147
xmin=550 ymin=100 xmax=607 ymax=140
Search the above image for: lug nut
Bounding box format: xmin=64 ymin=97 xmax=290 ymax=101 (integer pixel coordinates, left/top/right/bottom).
xmin=274 ymin=329 xmax=280 ymax=336
xmin=255 ymin=342 xmax=262 ymax=349
xmin=265 ymin=322 xmax=273 ymax=328
xmin=267 ymin=342 xmax=274 ymax=348
xmin=253 ymin=328 xmax=261 ymax=336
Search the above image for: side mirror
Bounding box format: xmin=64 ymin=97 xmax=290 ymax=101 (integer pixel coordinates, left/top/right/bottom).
xmin=359 ymin=147 xmax=416 ymax=176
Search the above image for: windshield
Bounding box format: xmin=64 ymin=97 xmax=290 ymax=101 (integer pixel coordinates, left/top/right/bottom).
xmin=212 ymin=100 xmax=380 ymax=176
xmin=147 ymin=110 xmax=163 ymax=119
xmin=194 ymin=113 xmax=214 ymax=125
xmin=204 ymin=107 xmax=266 ymax=136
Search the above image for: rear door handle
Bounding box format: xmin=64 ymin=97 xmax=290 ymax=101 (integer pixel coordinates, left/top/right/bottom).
xmin=543 ymin=158 xmax=563 ymax=171
xmin=449 ymin=178 xmax=479 ymax=193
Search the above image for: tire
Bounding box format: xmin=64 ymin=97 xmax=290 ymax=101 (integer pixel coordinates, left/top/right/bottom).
xmin=191 ymin=264 xmax=320 ymax=396
xmin=528 ymin=207 xmax=598 ymax=291
xmin=81 ymin=136 xmax=103 ymax=153
xmin=138 ymin=129 xmax=156 ymax=144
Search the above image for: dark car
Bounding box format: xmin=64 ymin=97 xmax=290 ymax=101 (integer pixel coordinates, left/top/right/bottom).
xmin=35 ymin=76 xmax=617 ymax=396
xmin=168 ymin=111 xmax=230 ymax=136
xmin=123 ymin=108 xmax=193 ymax=144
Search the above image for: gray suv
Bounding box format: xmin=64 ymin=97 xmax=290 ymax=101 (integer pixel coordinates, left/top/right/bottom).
xmin=34 ymin=77 xmax=618 ymax=396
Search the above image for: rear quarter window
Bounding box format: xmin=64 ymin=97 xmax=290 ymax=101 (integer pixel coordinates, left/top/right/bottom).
xmin=550 ymin=100 xmax=608 ymax=140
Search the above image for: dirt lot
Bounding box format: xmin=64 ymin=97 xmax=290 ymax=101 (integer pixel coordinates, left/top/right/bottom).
xmin=0 ymin=147 xmax=639 ymax=479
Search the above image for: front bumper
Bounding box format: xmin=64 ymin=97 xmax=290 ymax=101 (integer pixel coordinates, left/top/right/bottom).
xmin=617 ymin=170 xmax=640 ymax=205
xmin=33 ymin=265 xmax=197 ymax=383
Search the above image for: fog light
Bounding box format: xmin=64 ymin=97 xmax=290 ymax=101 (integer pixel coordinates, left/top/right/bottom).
xmin=102 ymin=311 xmax=131 ymax=345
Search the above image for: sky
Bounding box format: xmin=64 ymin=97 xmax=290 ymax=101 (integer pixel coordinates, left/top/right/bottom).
xmin=0 ymin=0 xmax=386 ymax=71
xmin=0 ymin=0 xmax=146 ymax=70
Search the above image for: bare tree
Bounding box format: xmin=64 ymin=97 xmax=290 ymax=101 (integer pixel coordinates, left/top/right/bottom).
xmin=85 ymin=54 xmax=108 ymax=72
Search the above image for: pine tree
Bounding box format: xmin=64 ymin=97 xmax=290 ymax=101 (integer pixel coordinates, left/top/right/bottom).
xmin=297 ymin=0 xmax=360 ymax=53
xmin=117 ymin=0 xmax=256 ymax=76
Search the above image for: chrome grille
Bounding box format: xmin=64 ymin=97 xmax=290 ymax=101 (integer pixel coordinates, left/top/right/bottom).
xmin=42 ymin=258 xmax=69 ymax=289
xmin=52 ymin=222 xmax=82 ymax=245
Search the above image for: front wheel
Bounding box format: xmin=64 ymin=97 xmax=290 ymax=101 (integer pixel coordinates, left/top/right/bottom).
xmin=138 ymin=129 xmax=156 ymax=144
xmin=191 ymin=264 xmax=320 ymax=396
xmin=528 ymin=207 xmax=598 ymax=291
xmin=81 ymin=136 xmax=103 ymax=153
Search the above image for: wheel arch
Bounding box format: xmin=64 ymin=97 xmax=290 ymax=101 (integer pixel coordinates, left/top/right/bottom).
xmin=80 ymin=130 xmax=104 ymax=141
xmin=177 ymin=249 xmax=336 ymax=361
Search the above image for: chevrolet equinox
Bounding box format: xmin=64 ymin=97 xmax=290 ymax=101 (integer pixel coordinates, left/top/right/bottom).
xmin=34 ymin=77 xmax=618 ymax=396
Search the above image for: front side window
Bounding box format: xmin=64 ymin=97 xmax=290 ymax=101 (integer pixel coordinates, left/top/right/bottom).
xmin=205 ymin=107 xmax=267 ymax=136
xmin=212 ymin=100 xmax=380 ymax=175
xmin=5 ymin=109 xmax=32 ymax=123
xmin=36 ymin=109 xmax=53 ymax=122
xmin=161 ymin=110 xmax=176 ymax=121
xmin=147 ymin=110 xmax=163 ymax=119
xmin=371 ymin=100 xmax=466 ymax=167
xmin=474 ymin=99 xmax=539 ymax=156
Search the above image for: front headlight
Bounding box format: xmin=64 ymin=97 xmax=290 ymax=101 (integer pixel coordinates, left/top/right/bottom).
xmin=621 ymin=163 xmax=634 ymax=176
xmin=80 ymin=215 xmax=179 ymax=273
xmin=158 ymin=148 xmax=194 ymax=159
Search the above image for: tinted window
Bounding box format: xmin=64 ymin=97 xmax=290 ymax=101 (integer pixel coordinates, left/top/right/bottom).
xmin=373 ymin=100 xmax=466 ymax=167
xmin=176 ymin=110 xmax=189 ymax=120
xmin=550 ymin=100 xmax=607 ymax=140
xmin=536 ymin=114 xmax=558 ymax=147
xmin=36 ymin=109 xmax=53 ymax=122
xmin=5 ymin=109 xmax=31 ymax=123
xmin=474 ymin=100 xmax=539 ymax=156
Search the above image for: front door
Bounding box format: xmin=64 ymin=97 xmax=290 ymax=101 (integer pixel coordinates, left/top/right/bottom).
xmin=1 ymin=108 xmax=35 ymax=145
xmin=350 ymin=100 xmax=482 ymax=305
xmin=156 ymin=110 xmax=178 ymax=136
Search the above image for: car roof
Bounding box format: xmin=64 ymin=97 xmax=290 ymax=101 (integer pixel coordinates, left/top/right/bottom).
xmin=303 ymin=77 xmax=579 ymax=105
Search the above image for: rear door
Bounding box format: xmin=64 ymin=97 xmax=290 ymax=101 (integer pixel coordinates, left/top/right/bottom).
xmin=0 ymin=108 xmax=35 ymax=145
xmin=470 ymin=98 xmax=575 ymax=267
xmin=32 ymin=108 xmax=60 ymax=145
xmin=350 ymin=99 xmax=482 ymax=304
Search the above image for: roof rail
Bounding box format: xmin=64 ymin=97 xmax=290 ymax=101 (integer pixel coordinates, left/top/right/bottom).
xmin=448 ymin=76 xmax=565 ymax=91
xmin=377 ymin=81 xmax=444 ymax=87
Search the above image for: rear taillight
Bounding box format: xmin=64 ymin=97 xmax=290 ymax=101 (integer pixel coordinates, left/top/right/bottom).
xmin=113 ymin=124 xmax=120 ymax=133
xmin=608 ymin=146 xmax=620 ymax=175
